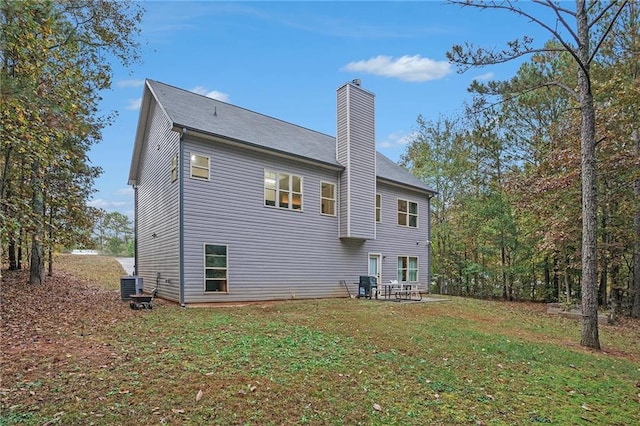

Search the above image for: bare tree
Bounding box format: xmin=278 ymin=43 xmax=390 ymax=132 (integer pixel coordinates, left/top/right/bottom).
xmin=447 ymin=0 xmax=630 ymax=349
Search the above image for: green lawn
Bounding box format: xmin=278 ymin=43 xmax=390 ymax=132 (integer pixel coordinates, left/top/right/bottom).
xmin=1 ymin=257 xmax=638 ymax=425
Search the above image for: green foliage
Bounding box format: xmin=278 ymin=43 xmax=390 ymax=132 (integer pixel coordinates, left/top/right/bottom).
xmin=0 ymin=0 xmax=143 ymax=276
xmin=445 ymin=0 xmax=638 ymax=349
xmin=93 ymin=210 xmax=133 ymax=255
xmin=126 ymin=239 xmax=134 ymax=257
xmin=405 ymin=1 xmax=638 ymax=325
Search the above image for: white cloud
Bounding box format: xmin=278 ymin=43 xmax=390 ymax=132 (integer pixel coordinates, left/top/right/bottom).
xmin=378 ymin=131 xmax=418 ymax=149
xmin=342 ymin=55 xmax=451 ymax=82
xmin=115 ymin=187 xmax=134 ymax=196
xmin=473 ymin=72 xmax=495 ymax=81
xmin=190 ymin=86 xmax=230 ymax=102
xmin=116 ymin=79 xmax=145 ymax=88
xmin=89 ymin=200 xmax=135 ymax=221
xmin=126 ymin=97 xmax=142 ymax=110
xmin=88 ymin=199 xmax=129 ymax=209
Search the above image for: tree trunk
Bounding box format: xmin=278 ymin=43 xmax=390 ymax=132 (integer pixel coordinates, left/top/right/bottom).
xmin=8 ymin=237 xmax=18 ymax=270
xmin=17 ymin=229 xmax=22 ymax=269
xmin=6 ymin=184 xmax=18 ymax=270
xmin=553 ymin=251 xmax=560 ymax=302
xmin=544 ymin=256 xmax=552 ymax=302
xmin=29 ymin=235 xmax=45 ymax=285
xmin=598 ymin=267 xmax=607 ymax=307
xmin=501 ymin=245 xmax=508 ymax=300
xmin=612 ymin=286 xmax=622 ymax=319
xmin=48 ymin=202 xmax=54 ymax=276
xmin=632 ymin=127 xmax=640 ymax=318
xmin=48 ymin=244 xmax=53 ymax=277
xmin=8 ymin=233 xmax=23 ymax=269
xmin=29 ymin=161 xmax=45 ymax=285
xmin=599 ymin=197 xmax=608 ymax=307
xmin=531 ymin=263 xmax=537 ymax=301
xmin=565 ymin=257 xmax=571 ymax=303
xmin=577 ymin=0 xmax=600 ymax=349
xmin=610 ymin=263 xmax=619 ymax=313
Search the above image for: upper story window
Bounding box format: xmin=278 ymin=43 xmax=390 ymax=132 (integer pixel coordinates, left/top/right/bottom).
xmin=190 ymin=153 xmax=210 ymax=180
xmin=321 ymin=182 xmax=336 ymax=216
xmin=170 ymin=154 xmax=178 ymax=182
xmin=264 ymin=170 xmax=303 ymax=210
xmin=375 ymin=194 xmax=381 ymax=223
xmin=397 ymin=199 xmax=418 ymax=227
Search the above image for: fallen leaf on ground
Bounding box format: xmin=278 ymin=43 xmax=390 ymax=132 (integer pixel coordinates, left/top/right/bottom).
xmin=196 ymin=390 xmax=203 ymax=402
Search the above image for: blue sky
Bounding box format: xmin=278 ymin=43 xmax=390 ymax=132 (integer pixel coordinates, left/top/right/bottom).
xmin=90 ymin=0 xmax=556 ymax=218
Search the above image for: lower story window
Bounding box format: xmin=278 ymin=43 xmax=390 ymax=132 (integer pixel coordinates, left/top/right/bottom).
xmin=397 ymin=256 xmax=418 ymax=282
xmin=205 ymin=244 xmax=227 ymax=292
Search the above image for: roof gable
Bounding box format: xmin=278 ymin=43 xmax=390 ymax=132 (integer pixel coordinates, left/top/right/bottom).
xmin=147 ymin=80 xmax=340 ymax=168
xmin=134 ymin=79 xmax=435 ymax=194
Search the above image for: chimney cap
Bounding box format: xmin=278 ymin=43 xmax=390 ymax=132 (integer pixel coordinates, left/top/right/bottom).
xmin=351 ymin=78 xmax=361 ymax=87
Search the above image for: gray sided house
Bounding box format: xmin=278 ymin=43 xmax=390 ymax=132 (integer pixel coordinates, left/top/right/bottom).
xmin=128 ymin=79 xmax=436 ymax=305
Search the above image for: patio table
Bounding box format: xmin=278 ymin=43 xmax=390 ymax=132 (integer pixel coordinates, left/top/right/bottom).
xmin=380 ymin=281 xmax=422 ymax=301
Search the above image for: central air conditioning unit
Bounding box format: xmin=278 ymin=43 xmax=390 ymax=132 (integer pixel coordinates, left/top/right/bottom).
xmin=120 ymin=276 xmax=143 ymax=300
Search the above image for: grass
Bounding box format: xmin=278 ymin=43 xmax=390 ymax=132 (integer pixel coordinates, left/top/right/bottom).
xmin=53 ymin=253 xmax=126 ymax=291
xmin=2 ymin=255 xmax=639 ymax=425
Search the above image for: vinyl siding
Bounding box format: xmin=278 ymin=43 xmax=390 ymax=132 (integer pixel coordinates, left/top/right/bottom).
xmin=131 ymin=80 xmax=434 ymax=304
xmin=336 ymin=88 xmax=349 ymax=240
xmin=336 ymin=83 xmax=376 ymax=240
xmin=371 ymin=181 xmax=430 ymax=286
xmin=182 ymin=136 xmax=345 ymax=302
xmin=179 ymin=135 xmax=430 ymax=303
xmin=133 ymin=100 xmax=181 ymax=301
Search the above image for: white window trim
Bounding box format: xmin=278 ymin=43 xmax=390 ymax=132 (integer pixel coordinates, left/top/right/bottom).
xmin=190 ymin=153 xmax=210 ymax=181
xmin=170 ymin=153 xmax=178 ymax=182
xmin=368 ymin=252 xmax=382 ymax=283
xmin=397 ymin=198 xmax=418 ymax=228
xmin=375 ymin=193 xmax=381 ymax=223
xmin=264 ymin=169 xmax=304 ymax=211
xmin=203 ymin=243 xmax=228 ymax=293
xmin=320 ymin=181 xmax=336 ymax=217
xmin=397 ymin=255 xmax=419 ymax=283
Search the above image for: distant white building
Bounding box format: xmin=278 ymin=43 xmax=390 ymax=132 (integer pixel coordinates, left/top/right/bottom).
xmin=71 ymin=249 xmax=98 ymax=255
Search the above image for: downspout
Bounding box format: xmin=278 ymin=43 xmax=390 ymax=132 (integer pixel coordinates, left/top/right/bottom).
xmin=133 ymin=185 xmax=138 ymax=275
xmin=179 ymin=128 xmax=187 ymax=307
xmin=427 ymin=193 xmax=433 ymax=293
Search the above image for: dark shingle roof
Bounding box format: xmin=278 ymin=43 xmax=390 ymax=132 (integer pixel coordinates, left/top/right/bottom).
xmin=146 ymin=79 xmax=435 ymax=194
